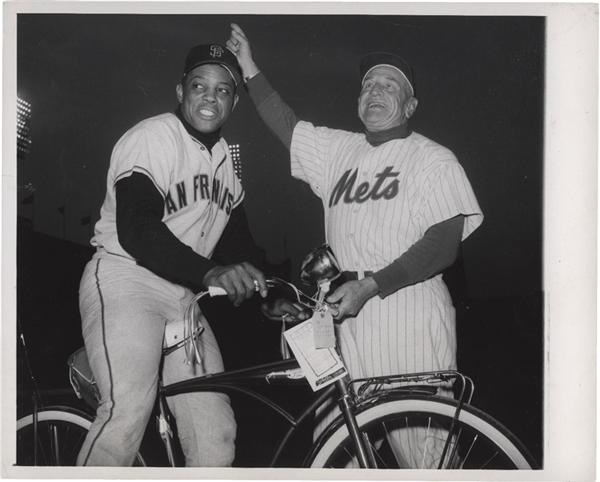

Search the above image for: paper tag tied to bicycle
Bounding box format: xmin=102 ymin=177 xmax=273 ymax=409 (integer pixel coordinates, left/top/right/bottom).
xmin=283 ymin=306 xmax=347 ymax=392
xmin=311 ymin=280 xmax=336 ymax=349
xmin=312 ymin=305 xmax=336 ymax=348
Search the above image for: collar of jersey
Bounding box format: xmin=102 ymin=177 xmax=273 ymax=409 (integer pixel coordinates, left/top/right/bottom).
xmin=174 ymin=106 xmax=221 ymax=153
xmin=365 ymin=123 xmax=411 ymax=147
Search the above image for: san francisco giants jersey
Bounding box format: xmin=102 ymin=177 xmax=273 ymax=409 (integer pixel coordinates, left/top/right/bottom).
xmin=92 ymin=112 xmax=244 ymax=261
xmin=290 ymin=120 xmax=483 ymax=379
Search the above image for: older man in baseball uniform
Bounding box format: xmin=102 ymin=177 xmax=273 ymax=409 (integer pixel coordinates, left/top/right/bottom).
xmin=77 ymin=43 xmax=268 ymax=466
xmin=227 ymin=24 xmax=483 ymax=467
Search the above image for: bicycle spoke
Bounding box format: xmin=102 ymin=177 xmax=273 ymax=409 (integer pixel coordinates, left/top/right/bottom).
xmin=66 ymin=426 xmax=87 ymax=461
xmin=446 ymin=428 xmax=462 ymax=469
xmin=403 ymin=416 xmax=413 ymax=468
xmin=382 ymin=420 xmax=398 ymax=468
xmin=50 ymin=423 xmax=60 ymax=465
xmin=371 ymin=449 xmax=386 ymax=468
xmin=458 ymin=433 xmax=477 ymax=469
xmin=36 ymin=429 xmax=50 ymax=465
xmin=327 ymin=445 xmax=355 ymax=467
xmin=420 ymin=416 xmax=432 ymax=469
xmin=360 ymin=428 xmax=385 ymax=468
xmin=480 ymin=451 xmax=500 ymax=469
xmin=360 ymin=431 xmax=378 ymax=468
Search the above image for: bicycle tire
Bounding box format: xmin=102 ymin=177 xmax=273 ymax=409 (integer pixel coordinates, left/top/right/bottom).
xmin=16 ymin=406 xmax=146 ymax=466
xmin=306 ymin=395 xmax=537 ymax=469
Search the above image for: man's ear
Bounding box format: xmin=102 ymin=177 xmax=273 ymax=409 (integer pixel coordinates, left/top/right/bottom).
xmin=232 ymin=93 xmax=239 ymax=111
xmin=176 ymin=84 xmax=183 ymax=103
xmin=405 ymin=96 xmax=418 ymax=119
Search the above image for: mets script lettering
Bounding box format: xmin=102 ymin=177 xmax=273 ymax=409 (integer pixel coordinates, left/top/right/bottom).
xmin=329 ymin=166 xmax=400 ymax=207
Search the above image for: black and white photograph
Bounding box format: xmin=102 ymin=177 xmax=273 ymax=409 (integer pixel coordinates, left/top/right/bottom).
xmin=2 ymin=3 xmax=596 ymax=480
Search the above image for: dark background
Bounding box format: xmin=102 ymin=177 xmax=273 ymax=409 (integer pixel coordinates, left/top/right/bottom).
xmin=16 ymin=14 xmax=544 ymax=467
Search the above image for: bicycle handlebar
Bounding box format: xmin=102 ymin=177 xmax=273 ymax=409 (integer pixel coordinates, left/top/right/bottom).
xmin=182 ymin=278 xmax=314 ymax=364
xmin=207 ymin=286 xmax=228 ymax=297
xmin=206 ymin=278 xmax=320 ymax=310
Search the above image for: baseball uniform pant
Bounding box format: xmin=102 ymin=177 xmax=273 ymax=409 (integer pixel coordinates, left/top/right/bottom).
xmin=314 ymin=287 xmax=456 ymax=468
xmin=76 ymin=252 xmax=236 ymax=467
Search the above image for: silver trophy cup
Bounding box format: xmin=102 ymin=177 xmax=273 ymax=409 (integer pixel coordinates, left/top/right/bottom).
xmin=300 ymin=244 xmax=341 ymax=286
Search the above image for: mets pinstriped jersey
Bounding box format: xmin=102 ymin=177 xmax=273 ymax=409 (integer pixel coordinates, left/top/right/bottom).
xmin=92 ymin=112 xmax=244 ymax=260
xmin=290 ymin=120 xmax=483 ymax=379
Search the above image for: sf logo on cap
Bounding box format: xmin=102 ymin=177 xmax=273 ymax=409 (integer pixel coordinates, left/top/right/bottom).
xmin=210 ymin=45 xmax=224 ymax=58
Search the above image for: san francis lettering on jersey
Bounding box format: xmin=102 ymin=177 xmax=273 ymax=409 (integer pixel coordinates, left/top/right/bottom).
xmin=329 ymin=166 xmax=400 ymax=207
xmin=164 ymin=174 xmax=234 ymax=215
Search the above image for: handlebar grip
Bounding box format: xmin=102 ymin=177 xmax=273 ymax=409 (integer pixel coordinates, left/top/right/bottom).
xmin=208 ymin=286 xmax=227 ymax=297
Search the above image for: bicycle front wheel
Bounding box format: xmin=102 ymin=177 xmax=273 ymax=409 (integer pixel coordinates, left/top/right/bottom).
xmin=16 ymin=406 xmax=146 ymax=466
xmin=307 ymin=395 xmax=536 ymax=469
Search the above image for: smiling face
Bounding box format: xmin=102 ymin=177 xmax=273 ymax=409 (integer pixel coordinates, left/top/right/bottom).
xmin=358 ymin=65 xmax=418 ymax=132
xmin=176 ymin=63 xmax=238 ymax=133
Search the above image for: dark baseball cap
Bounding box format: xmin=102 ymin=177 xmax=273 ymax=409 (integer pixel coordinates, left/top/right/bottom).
xmin=183 ymin=43 xmax=243 ymax=88
xmin=359 ymin=52 xmax=415 ymax=95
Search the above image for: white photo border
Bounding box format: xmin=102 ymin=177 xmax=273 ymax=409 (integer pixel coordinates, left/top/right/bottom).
xmin=2 ymin=2 xmax=597 ymax=481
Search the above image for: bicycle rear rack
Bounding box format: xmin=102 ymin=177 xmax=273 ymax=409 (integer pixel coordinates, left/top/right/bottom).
xmin=350 ymin=370 xmax=474 ymax=405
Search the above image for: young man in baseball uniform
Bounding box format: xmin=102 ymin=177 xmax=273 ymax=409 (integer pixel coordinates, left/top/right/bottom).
xmin=77 ymin=43 xmax=268 ymax=466
xmin=227 ymin=24 xmax=483 ymax=467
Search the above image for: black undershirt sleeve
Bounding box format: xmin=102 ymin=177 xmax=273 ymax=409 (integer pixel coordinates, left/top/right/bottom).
xmin=115 ymin=172 xmax=216 ymax=290
xmin=246 ymin=72 xmax=298 ymax=150
xmin=211 ymin=204 xmax=265 ymax=269
xmin=372 ymin=215 xmax=465 ymax=298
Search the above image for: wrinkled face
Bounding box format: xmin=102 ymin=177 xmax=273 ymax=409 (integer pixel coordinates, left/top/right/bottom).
xmin=176 ymin=64 xmax=238 ymax=133
xmin=358 ymin=65 xmax=417 ymax=132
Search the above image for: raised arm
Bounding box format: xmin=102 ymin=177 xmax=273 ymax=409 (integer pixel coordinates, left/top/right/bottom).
xmin=227 ymin=23 xmax=299 ymax=150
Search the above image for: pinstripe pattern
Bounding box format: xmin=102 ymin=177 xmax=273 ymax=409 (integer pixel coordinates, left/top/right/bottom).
xmin=81 ymin=259 xmax=114 ymax=466
xmin=292 ymin=122 xmax=482 ymax=448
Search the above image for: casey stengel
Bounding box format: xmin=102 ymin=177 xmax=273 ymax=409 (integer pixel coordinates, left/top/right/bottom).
xmin=328 ymin=165 xmax=400 ymax=207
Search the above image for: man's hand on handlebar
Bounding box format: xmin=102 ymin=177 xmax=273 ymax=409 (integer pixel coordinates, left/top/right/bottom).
xmin=261 ymin=298 xmax=312 ymax=323
xmin=203 ymin=263 xmax=268 ymax=306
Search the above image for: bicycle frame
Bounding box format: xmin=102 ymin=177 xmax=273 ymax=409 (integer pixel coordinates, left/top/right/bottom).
xmin=160 ymin=358 xmax=335 ymax=467
xmin=47 ymin=276 xmax=480 ymax=468
xmin=159 ymin=357 xmax=474 ymax=468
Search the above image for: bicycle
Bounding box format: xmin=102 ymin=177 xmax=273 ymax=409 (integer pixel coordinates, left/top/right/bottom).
xmin=16 ymin=247 xmax=538 ymax=469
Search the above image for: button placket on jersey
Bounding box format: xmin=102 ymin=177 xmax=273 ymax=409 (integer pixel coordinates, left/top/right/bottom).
xmin=207 ymin=142 xmax=230 ymax=238
xmin=196 ymin=140 xmax=216 ymax=239
xmin=353 ymin=165 xmax=371 ymax=213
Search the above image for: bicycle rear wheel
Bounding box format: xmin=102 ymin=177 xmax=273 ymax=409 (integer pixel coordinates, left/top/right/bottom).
xmin=307 ymin=395 xmax=536 ymax=469
xmin=16 ymin=406 xmax=146 ymax=466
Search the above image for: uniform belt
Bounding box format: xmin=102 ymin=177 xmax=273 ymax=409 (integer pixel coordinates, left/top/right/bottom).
xmin=341 ymin=270 xmax=374 ymax=281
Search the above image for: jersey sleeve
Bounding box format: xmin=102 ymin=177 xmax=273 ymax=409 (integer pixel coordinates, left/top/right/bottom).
xmin=417 ymin=160 xmax=484 ymax=240
xmin=228 ymin=150 xmax=245 ymax=210
xmin=290 ymin=120 xmax=337 ymax=199
xmin=110 ymin=125 xmax=174 ymax=199
xmin=232 ymin=185 xmax=245 ymax=209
